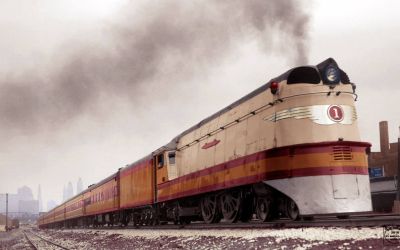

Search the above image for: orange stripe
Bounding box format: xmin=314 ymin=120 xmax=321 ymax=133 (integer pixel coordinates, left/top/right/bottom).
xmin=159 ymin=152 xmax=367 ymax=192
xmin=158 ymin=143 xmax=369 ymax=202
xmin=158 ymin=166 xmax=368 ymax=202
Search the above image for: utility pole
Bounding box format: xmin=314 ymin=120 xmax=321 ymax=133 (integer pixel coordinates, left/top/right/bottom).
xmin=6 ymin=193 xmax=8 ymax=231
xmin=394 ymin=126 xmax=400 ymax=213
xmin=397 ymin=126 xmax=400 ymax=200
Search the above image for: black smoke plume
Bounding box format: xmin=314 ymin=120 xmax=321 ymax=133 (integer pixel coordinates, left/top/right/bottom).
xmin=0 ymin=0 xmax=310 ymax=137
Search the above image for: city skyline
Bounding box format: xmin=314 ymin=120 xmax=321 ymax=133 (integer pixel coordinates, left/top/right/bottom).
xmin=1 ymin=177 xmax=84 ymax=213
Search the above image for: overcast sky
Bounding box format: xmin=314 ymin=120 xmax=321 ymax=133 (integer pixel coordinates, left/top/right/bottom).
xmin=0 ymin=0 xmax=399 ymax=209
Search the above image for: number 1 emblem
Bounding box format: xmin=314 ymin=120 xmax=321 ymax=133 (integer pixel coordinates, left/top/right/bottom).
xmin=327 ymin=105 xmax=344 ymax=122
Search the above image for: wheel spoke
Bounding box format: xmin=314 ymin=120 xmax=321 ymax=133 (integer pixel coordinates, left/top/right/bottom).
xmin=256 ymin=197 xmax=271 ymax=222
xmin=201 ymin=195 xmax=221 ymax=224
xmin=286 ymin=199 xmax=300 ymax=221
xmin=221 ymin=191 xmax=241 ymax=223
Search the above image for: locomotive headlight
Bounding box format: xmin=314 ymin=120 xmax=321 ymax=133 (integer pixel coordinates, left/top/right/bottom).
xmin=325 ymin=66 xmax=340 ymax=84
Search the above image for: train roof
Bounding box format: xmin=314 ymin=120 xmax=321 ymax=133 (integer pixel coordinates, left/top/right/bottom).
xmin=162 ymin=58 xmax=347 ymax=150
xmin=58 ymin=172 xmax=119 ymax=208
xmin=87 ymin=172 xmax=118 ymax=190
xmin=41 ymin=171 xmax=119 ymax=217
xmin=121 ymin=154 xmax=152 ymax=172
xmin=43 ymin=171 xmax=119 ymax=217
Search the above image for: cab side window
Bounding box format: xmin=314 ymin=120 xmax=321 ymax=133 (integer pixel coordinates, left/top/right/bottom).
xmin=168 ymin=152 xmax=176 ymax=165
xmin=157 ymin=154 xmax=164 ymax=168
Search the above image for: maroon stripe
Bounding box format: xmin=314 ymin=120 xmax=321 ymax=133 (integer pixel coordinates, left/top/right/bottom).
xmin=65 ymin=214 xmax=83 ymax=220
xmin=157 ymin=166 xmax=368 ymax=202
xmin=158 ymin=151 xmax=266 ymax=189
xmin=120 ymin=199 xmax=154 ymax=209
xmin=85 ymin=207 xmax=119 ymax=216
xmin=158 ymin=173 xmax=269 ymax=202
xmin=291 ymin=166 xmax=368 ymax=177
xmin=65 ymin=209 xmax=83 ymax=214
xmin=279 ymin=141 xmax=371 ymax=150
xmin=158 ymin=182 xmax=226 ymax=202
xmin=264 ymin=144 xmax=366 ymax=158
xmin=158 ymin=141 xmax=369 ymax=190
xmin=289 ymin=146 xmax=362 ymax=155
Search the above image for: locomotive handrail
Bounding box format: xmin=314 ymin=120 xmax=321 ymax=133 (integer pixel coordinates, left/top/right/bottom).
xmin=278 ymin=90 xmax=358 ymax=102
xmin=177 ymin=99 xmax=279 ymax=151
xmin=177 ymin=90 xmax=357 ymax=152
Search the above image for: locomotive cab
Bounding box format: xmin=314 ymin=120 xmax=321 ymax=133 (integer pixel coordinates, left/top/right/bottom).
xmin=155 ymin=150 xmax=178 ymax=185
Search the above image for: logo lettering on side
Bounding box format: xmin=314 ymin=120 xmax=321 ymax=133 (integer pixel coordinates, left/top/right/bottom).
xmin=202 ymin=139 xmax=220 ymax=149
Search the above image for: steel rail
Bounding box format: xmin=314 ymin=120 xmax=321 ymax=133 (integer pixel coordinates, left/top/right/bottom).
xmin=23 ymin=231 xmax=38 ymax=250
xmin=24 ymin=230 xmax=70 ymax=250
xmin=47 ymin=214 xmax=400 ymax=231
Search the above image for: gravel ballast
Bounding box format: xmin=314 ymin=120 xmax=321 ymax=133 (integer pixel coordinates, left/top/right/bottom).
xmin=18 ymin=226 xmax=398 ymax=249
xmin=0 ymin=227 xmax=400 ymax=250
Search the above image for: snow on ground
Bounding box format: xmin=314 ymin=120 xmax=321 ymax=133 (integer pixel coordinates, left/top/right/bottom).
xmin=0 ymin=229 xmax=35 ymax=249
xmin=31 ymin=227 xmax=396 ymax=250
xmin=1 ymin=226 xmax=397 ymax=249
xmin=85 ymin=227 xmax=381 ymax=241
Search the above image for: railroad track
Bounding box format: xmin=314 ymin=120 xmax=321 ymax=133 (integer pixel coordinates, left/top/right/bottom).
xmin=23 ymin=230 xmax=70 ymax=250
xmin=56 ymin=214 xmax=400 ymax=231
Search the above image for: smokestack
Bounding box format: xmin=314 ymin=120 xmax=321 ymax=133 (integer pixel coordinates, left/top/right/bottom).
xmin=379 ymin=121 xmax=390 ymax=154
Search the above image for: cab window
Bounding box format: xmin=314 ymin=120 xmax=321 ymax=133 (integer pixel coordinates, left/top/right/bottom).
xmin=157 ymin=154 xmax=164 ymax=168
xmin=168 ymin=152 xmax=176 ymax=165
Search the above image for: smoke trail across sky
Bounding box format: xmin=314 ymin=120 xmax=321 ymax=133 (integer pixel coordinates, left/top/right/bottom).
xmin=0 ymin=0 xmax=310 ymax=139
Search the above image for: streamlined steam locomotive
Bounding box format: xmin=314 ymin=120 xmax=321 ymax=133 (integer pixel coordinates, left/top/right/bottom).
xmin=38 ymin=58 xmax=372 ymax=228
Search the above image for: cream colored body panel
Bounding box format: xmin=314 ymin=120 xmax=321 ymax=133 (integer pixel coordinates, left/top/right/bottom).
xmin=176 ymin=82 xmax=359 ymax=178
xmin=274 ymin=83 xmax=360 ymax=147
xmin=177 ymin=91 xmax=275 ymax=177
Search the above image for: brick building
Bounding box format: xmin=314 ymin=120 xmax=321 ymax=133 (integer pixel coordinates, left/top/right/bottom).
xmin=368 ymin=121 xmax=399 ymax=177
xmin=368 ymin=121 xmax=399 ymax=212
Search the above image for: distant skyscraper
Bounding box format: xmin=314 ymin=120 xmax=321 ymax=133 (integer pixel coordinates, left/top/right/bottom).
xmin=17 ymin=186 xmax=33 ymax=201
xmin=77 ymin=178 xmax=83 ymax=194
xmin=37 ymin=185 xmax=43 ymax=212
xmin=62 ymin=185 xmax=67 ymax=202
xmin=47 ymin=200 xmax=57 ymax=211
xmin=1 ymin=186 xmax=39 ymax=215
xmin=66 ymin=182 xmax=74 ymax=200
